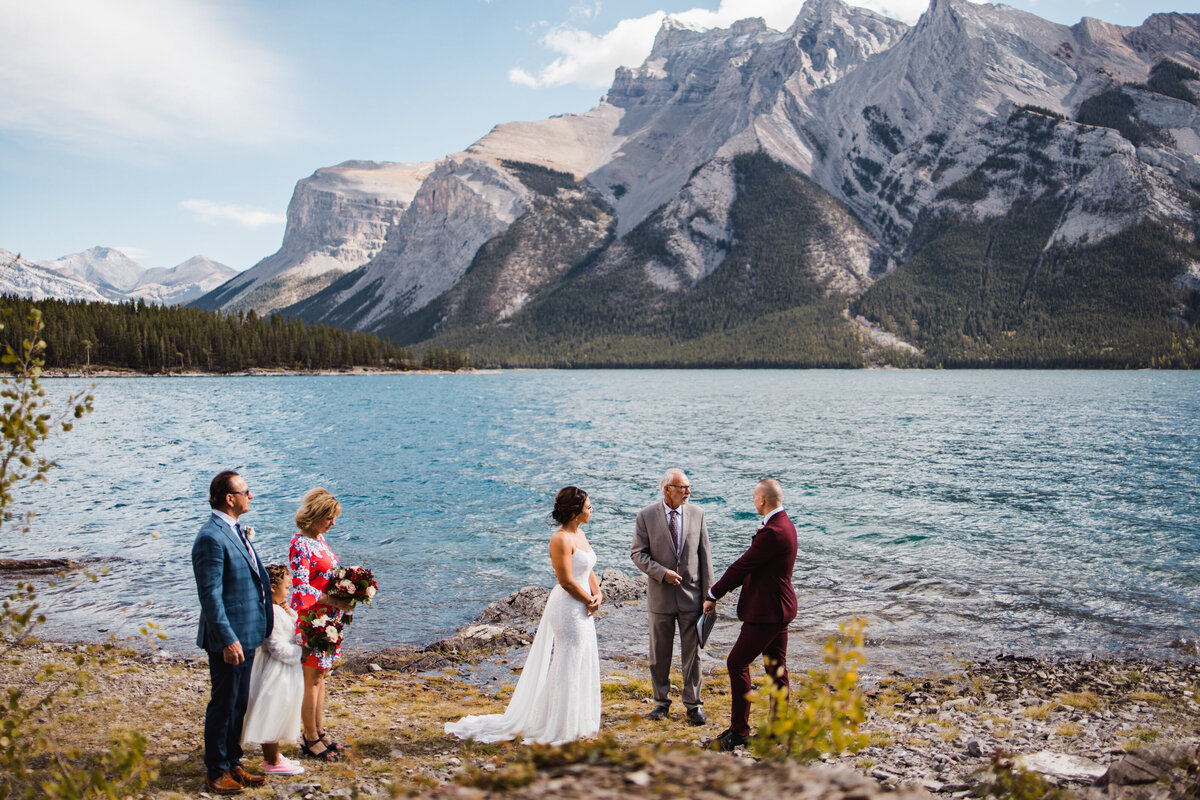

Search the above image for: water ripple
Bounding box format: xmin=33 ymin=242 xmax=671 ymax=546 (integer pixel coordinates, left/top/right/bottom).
xmin=2 ymin=370 xmax=1197 ymax=663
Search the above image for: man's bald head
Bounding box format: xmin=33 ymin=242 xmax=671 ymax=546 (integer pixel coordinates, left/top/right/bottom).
xmin=753 ymin=478 xmax=783 ymax=512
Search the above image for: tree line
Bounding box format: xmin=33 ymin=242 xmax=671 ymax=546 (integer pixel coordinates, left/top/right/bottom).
xmin=0 ymin=295 xmax=470 ymax=373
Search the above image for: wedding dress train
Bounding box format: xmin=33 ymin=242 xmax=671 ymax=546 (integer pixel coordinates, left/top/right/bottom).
xmin=445 ymin=548 xmax=600 ymax=745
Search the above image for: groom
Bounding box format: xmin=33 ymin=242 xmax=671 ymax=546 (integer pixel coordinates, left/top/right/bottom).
xmin=631 ymin=468 xmax=714 ymax=725
xmin=703 ymin=478 xmax=797 ymax=751
xmin=192 ymin=470 xmax=272 ymax=795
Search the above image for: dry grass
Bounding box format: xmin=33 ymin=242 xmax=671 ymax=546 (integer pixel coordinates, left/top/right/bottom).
xmin=1056 ymin=691 xmax=1102 ymax=711
xmin=868 ymin=730 xmax=894 ymax=747
xmin=1129 ymin=691 xmax=1168 ymax=703
xmin=938 ymin=725 xmax=961 ymax=742
xmin=1055 ymin=722 xmax=1080 ymax=738
xmin=869 ymin=689 xmax=904 ymax=718
xmin=1022 ymin=702 xmax=1055 ymax=719
xmin=1122 ymin=728 xmax=1160 ymax=746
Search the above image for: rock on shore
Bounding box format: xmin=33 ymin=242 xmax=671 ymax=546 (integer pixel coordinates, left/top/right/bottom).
xmin=831 ymin=656 xmax=1200 ymax=796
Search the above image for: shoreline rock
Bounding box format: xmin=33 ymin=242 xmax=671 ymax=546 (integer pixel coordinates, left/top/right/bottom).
xmin=0 ymin=557 xmax=74 ymax=572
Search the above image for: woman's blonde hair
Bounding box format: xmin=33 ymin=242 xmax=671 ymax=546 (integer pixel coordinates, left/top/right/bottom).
xmin=294 ymin=487 xmax=342 ymax=531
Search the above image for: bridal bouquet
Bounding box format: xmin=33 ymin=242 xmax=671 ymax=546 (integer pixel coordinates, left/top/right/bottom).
xmin=298 ymin=608 xmax=343 ymax=655
xmin=326 ymin=565 xmax=377 ymax=624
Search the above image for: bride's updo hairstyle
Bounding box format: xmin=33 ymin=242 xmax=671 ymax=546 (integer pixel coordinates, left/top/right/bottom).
xmin=552 ymin=486 xmax=588 ymax=525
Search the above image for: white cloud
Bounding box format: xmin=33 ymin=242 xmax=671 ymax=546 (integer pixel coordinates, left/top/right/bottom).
xmin=114 ymin=246 xmax=151 ymax=262
xmin=672 ymin=0 xmax=808 ymax=29
xmin=512 ymin=12 xmax=666 ymax=88
xmin=511 ymin=0 xmax=927 ymax=89
xmin=509 ymin=67 xmax=540 ymax=87
xmin=180 ymin=200 xmax=286 ymax=230
xmin=0 ymin=0 xmax=299 ymax=148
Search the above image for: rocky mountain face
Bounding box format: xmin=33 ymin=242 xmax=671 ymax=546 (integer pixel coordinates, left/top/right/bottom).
xmin=1 ymin=247 xmax=235 ymax=306
xmin=207 ymin=0 xmax=1200 ymax=366
xmin=193 ymin=160 xmax=433 ymax=315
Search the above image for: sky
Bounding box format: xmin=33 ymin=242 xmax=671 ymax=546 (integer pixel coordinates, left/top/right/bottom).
xmin=1 ymin=0 xmax=1194 ymax=272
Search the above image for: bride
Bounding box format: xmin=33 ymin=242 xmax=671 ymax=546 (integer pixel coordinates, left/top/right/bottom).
xmin=445 ymin=486 xmax=602 ymax=745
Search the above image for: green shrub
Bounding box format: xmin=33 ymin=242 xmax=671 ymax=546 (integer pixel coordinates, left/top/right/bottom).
xmin=0 ymin=278 xmax=155 ymax=799
xmin=748 ymin=618 xmax=869 ymax=762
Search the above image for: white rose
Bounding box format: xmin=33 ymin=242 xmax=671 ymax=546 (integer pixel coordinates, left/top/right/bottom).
xmin=314 ymin=615 xmax=329 ymax=626
xmin=366 ymin=585 xmax=377 ymax=598
xmin=327 ymin=628 xmax=340 ymax=643
xmin=339 ymin=579 xmax=354 ymax=592
xmin=243 ymin=526 xmax=255 ymax=540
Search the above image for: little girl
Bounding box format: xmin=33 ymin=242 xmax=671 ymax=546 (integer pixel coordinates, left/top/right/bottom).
xmin=241 ymin=564 xmax=306 ymax=775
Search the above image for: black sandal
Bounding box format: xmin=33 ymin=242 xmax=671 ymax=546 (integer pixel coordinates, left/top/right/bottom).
xmin=319 ymin=730 xmax=344 ymax=752
xmin=301 ymin=734 xmax=338 ymax=761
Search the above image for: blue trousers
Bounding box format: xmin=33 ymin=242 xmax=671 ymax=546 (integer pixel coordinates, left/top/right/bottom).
xmin=204 ymin=648 xmax=255 ymax=779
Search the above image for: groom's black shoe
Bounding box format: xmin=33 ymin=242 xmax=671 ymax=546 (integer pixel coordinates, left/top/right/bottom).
xmin=713 ymin=729 xmax=748 ymax=751
xmin=647 ymin=704 xmax=669 ymax=721
xmin=686 ymin=707 xmax=706 ymax=725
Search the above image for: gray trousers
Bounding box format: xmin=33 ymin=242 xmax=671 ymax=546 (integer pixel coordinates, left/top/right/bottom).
xmin=649 ymin=610 xmax=703 ymax=709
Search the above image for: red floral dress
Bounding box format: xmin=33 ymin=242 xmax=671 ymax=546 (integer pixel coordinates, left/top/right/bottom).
xmin=289 ymin=532 xmax=343 ymax=670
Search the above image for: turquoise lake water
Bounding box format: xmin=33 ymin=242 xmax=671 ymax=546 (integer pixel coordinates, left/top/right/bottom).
xmin=7 ymin=370 xmax=1198 ymax=663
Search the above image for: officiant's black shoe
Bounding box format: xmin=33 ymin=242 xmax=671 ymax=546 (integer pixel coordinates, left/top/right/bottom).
xmin=686 ymin=707 xmax=706 ymax=726
xmin=647 ymin=704 xmax=669 ymax=721
xmin=713 ymin=729 xmax=748 ymax=751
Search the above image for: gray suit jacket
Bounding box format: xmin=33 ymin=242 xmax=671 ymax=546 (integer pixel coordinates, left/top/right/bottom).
xmin=631 ymin=501 xmax=714 ymax=615
xmin=192 ymin=512 xmax=272 ymax=652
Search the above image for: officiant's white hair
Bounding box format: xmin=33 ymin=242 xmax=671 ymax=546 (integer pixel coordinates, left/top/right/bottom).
xmin=660 ymin=468 xmax=687 ymax=488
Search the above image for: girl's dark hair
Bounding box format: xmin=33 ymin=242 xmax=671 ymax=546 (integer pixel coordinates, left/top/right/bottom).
xmin=265 ymin=563 xmax=290 ymax=587
xmin=552 ymin=486 xmax=588 ymax=525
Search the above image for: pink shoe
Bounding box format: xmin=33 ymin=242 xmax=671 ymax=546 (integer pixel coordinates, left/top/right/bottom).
xmin=261 ymin=756 xmax=305 ymax=775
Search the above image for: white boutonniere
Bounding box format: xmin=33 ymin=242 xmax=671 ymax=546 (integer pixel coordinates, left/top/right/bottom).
xmin=243 ymin=526 xmax=256 ymax=541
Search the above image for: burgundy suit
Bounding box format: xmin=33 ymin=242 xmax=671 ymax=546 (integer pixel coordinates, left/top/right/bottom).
xmin=709 ymin=510 xmax=798 ymax=736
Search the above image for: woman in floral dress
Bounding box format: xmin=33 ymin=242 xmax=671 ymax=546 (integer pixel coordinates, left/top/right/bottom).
xmin=289 ymin=488 xmax=351 ymax=761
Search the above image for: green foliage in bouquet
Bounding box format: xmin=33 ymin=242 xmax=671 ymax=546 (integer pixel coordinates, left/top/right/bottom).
xmin=748 ymin=617 xmax=869 ymax=763
xmin=298 ymin=608 xmax=344 ymax=654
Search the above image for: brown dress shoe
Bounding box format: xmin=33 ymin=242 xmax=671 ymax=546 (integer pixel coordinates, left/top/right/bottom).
xmin=231 ymin=764 xmax=267 ymax=787
xmin=204 ymin=772 xmax=245 ymax=794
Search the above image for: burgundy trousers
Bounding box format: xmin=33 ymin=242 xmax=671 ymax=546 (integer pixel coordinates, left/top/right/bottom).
xmin=726 ymin=621 xmax=789 ymax=737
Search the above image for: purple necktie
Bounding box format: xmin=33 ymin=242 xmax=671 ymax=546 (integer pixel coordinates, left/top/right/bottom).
xmin=668 ymin=510 xmax=680 ymax=555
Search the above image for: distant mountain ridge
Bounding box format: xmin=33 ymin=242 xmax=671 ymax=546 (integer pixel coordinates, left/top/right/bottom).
xmin=2 ymin=247 xmax=236 ymax=306
xmin=194 ymin=0 xmax=1200 ymax=366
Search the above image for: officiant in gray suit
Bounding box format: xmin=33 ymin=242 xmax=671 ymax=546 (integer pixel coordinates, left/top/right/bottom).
xmin=631 ymin=469 xmax=714 ymax=725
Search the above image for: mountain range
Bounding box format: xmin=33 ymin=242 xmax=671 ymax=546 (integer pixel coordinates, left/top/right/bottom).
xmin=181 ymin=0 xmax=1199 ymax=367
xmin=1 ymin=247 xmax=236 ymax=306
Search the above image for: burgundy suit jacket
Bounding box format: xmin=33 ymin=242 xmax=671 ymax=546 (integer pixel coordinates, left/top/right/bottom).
xmin=710 ymin=510 xmax=798 ymax=624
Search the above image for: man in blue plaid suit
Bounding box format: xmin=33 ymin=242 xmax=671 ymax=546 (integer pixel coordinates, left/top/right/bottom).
xmin=192 ymin=470 xmax=273 ymax=795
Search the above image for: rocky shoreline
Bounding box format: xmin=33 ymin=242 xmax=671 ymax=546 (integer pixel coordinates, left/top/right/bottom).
xmin=332 ymin=574 xmax=1200 ymax=798
xmin=7 ymin=574 xmax=1200 ymax=799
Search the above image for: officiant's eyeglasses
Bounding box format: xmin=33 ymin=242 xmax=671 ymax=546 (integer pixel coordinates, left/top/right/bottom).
xmin=229 ymin=489 xmax=252 ymax=496
xmin=666 ymin=484 xmax=691 ymax=492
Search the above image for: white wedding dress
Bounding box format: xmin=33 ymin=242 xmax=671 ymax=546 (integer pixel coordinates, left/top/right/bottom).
xmin=445 ymin=547 xmax=601 ymax=745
